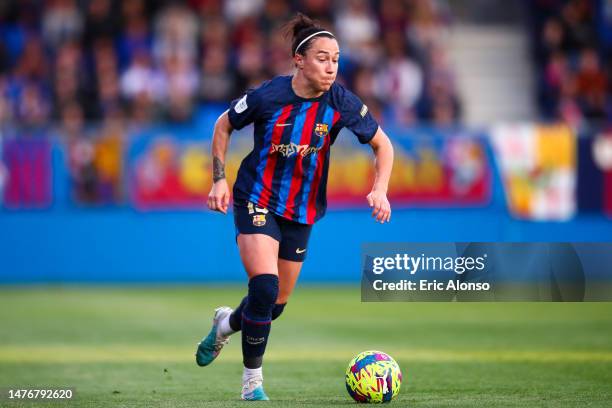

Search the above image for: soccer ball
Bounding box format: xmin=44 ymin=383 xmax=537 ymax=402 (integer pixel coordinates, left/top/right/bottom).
xmin=345 ymin=350 xmax=402 ymax=403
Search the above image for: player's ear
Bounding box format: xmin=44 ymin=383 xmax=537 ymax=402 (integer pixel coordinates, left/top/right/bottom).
xmin=294 ymin=54 xmax=304 ymax=70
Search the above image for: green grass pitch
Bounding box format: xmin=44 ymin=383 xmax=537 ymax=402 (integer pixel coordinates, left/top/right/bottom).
xmin=1 ymin=286 xmax=611 ymax=407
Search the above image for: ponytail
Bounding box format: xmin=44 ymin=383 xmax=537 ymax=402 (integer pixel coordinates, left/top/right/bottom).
xmin=283 ymin=13 xmax=335 ymax=56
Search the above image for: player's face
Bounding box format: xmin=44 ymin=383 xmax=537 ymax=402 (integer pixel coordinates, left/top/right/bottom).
xmin=300 ymin=37 xmax=339 ymax=93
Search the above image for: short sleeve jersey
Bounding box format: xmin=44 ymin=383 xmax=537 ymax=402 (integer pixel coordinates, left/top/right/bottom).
xmin=228 ymin=75 xmax=379 ymax=225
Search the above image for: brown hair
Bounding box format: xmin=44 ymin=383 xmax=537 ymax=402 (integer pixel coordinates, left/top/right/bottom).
xmin=283 ymin=13 xmax=335 ymax=56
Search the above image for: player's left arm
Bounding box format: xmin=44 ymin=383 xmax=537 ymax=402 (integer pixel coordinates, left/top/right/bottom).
xmin=367 ymin=127 xmax=394 ymax=223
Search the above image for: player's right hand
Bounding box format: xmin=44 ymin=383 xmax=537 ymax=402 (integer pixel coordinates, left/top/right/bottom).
xmin=366 ymin=189 xmax=391 ymax=223
xmin=208 ymin=179 xmax=230 ymax=214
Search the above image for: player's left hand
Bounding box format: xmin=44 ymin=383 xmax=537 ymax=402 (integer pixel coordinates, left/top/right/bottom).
xmin=366 ymin=189 xmax=391 ymax=223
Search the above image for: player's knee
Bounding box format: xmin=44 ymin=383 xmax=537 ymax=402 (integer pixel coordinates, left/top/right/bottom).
xmin=271 ymin=303 xmax=286 ymax=320
xmin=246 ymin=274 xmax=279 ymax=318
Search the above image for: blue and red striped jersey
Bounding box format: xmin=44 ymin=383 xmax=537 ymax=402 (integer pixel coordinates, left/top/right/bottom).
xmin=227 ymin=75 xmax=378 ymax=225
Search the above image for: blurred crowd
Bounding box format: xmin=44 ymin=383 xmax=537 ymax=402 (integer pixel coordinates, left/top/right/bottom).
xmin=0 ymin=0 xmax=461 ymax=133
xmin=531 ymin=0 xmax=612 ymax=128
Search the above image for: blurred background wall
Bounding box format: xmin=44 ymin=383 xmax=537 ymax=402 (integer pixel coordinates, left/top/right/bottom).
xmin=0 ymin=0 xmax=611 ymax=283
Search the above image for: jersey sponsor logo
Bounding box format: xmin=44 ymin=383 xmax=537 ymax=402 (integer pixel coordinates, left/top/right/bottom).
xmin=271 ymin=143 xmax=322 ymax=158
xmin=235 ymin=94 xmax=248 ymax=113
xmin=252 ymin=214 xmax=266 ymax=226
xmin=360 ymin=104 xmax=368 ymax=118
xmin=295 ymin=248 xmax=306 ymax=254
xmin=314 ymin=123 xmax=329 ymax=137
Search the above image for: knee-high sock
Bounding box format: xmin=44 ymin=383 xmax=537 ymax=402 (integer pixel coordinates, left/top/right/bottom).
xmin=229 ymin=296 xmax=248 ymax=332
xmin=271 ymin=302 xmax=286 ymax=320
xmin=241 ymin=274 xmax=278 ymax=369
xmin=230 ymin=297 xmax=286 ymax=332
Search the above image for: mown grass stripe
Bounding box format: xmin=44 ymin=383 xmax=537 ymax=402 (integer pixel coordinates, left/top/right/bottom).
xmin=1 ymin=346 xmax=611 ymax=363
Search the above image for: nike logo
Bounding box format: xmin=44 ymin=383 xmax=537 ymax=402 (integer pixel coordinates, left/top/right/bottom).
xmin=276 ymin=123 xmax=292 ymax=127
xmin=296 ymin=248 xmax=306 ymax=254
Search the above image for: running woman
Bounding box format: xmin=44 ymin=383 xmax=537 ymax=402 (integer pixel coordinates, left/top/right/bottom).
xmin=195 ymin=13 xmax=394 ymax=401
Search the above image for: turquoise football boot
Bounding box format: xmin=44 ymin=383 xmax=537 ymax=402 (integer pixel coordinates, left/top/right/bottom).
xmin=241 ymin=377 xmax=270 ymax=401
xmin=195 ymin=306 xmax=232 ymax=367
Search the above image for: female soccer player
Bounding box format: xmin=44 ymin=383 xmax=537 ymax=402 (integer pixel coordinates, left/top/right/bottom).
xmin=195 ymin=14 xmax=394 ymax=401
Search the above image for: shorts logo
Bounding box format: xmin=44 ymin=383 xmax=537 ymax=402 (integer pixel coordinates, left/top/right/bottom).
xmin=252 ymin=214 xmax=266 ymax=227
xmin=234 ymin=94 xmax=248 ymax=113
xmin=314 ymin=123 xmax=328 ymax=137
xmin=296 ymin=248 xmax=306 ymax=254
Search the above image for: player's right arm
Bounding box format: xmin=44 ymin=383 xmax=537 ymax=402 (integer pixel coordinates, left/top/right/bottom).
xmin=208 ymin=85 xmax=264 ymax=214
xmin=208 ymin=110 xmax=233 ymax=214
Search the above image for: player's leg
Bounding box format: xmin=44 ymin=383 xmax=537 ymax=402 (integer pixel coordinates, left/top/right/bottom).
xmin=233 ymin=215 xmax=311 ymax=401
xmin=273 ymin=258 xmax=302 ymax=314
xmin=219 ymin=258 xmax=301 ymax=338
xmin=220 ymin=213 xmax=312 ymax=335
xmin=196 ymin=201 xmax=279 ymax=372
xmin=234 ymin=201 xmax=283 ymax=400
xmin=272 ymin=217 xmax=313 ymax=317
xmin=223 ymin=260 xmax=294 ymax=334
xmin=235 ymin=233 xmax=279 ymax=401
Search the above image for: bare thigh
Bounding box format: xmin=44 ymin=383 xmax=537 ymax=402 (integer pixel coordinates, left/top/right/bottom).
xmin=237 ymin=234 xmax=279 ymax=278
xmin=237 ymin=233 xmax=303 ymax=303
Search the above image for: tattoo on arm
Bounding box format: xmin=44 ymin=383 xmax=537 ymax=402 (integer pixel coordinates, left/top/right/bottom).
xmin=213 ymin=156 xmax=226 ymax=182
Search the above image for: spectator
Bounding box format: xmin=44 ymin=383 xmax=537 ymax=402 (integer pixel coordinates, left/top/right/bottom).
xmin=259 ymin=0 xmax=291 ymax=36
xmin=13 ymin=37 xmax=46 ymax=85
xmin=559 ymin=0 xmax=594 ymax=51
xmin=159 ymin=55 xmax=199 ymax=122
xmin=52 ymin=41 xmax=87 ymax=117
xmin=0 ymin=75 xmax=13 ymax=124
xmin=120 ymin=50 xmax=163 ymax=103
xmin=60 ymin=99 xmax=84 ymax=140
xmin=17 ymin=82 xmax=50 ymax=129
xmin=335 ymin=0 xmax=380 ymax=54
xmin=83 ymin=0 xmax=118 ymax=48
xmin=234 ymin=25 xmax=266 ymax=91
xmin=374 ymin=30 xmax=424 ymax=125
xmin=540 ymin=18 xmax=566 ymax=60
xmin=378 ymin=0 xmax=409 ymax=34
xmin=42 ymin=0 xmax=83 ymax=50
xmin=93 ymin=38 xmax=121 ymax=119
xmin=224 ymin=0 xmax=265 ymax=23
xmin=117 ymin=14 xmax=151 ymax=69
xmin=353 ymin=67 xmax=383 ymax=123
xmin=199 ymin=44 xmax=234 ymax=102
xmin=153 ymin=3 xmax=199 ymax=65
xmin=531 ymin=0 xmax=611 ymax=125
xmin=575 ymin=48 xmax=608 ymax=119
xmin=0 ymin=0 xmax=462 ymax=126
xmin=298 ymin=0 xmax=332 ymax=22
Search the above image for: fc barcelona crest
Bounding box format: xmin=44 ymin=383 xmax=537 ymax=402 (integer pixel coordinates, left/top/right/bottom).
xmin=252 ymin=214 xmax=266 ymax=227
xmin=314 ymin=123 xmax=328 ymax=137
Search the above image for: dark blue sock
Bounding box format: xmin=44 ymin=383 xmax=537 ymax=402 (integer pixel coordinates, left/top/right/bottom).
xmin=271 ymin=302 xmax=286 ymax=320
xmin=229 ymin=296 xmax=248 ymax=332
xmin=241 ymin=274 xmax=278 ymax=369
xmin=230 ymin=299 xmax=286 ymax=332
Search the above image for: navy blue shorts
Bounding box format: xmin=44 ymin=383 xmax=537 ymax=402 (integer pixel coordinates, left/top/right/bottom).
xmin=234 ymin=200 xmax=313 ymax=262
